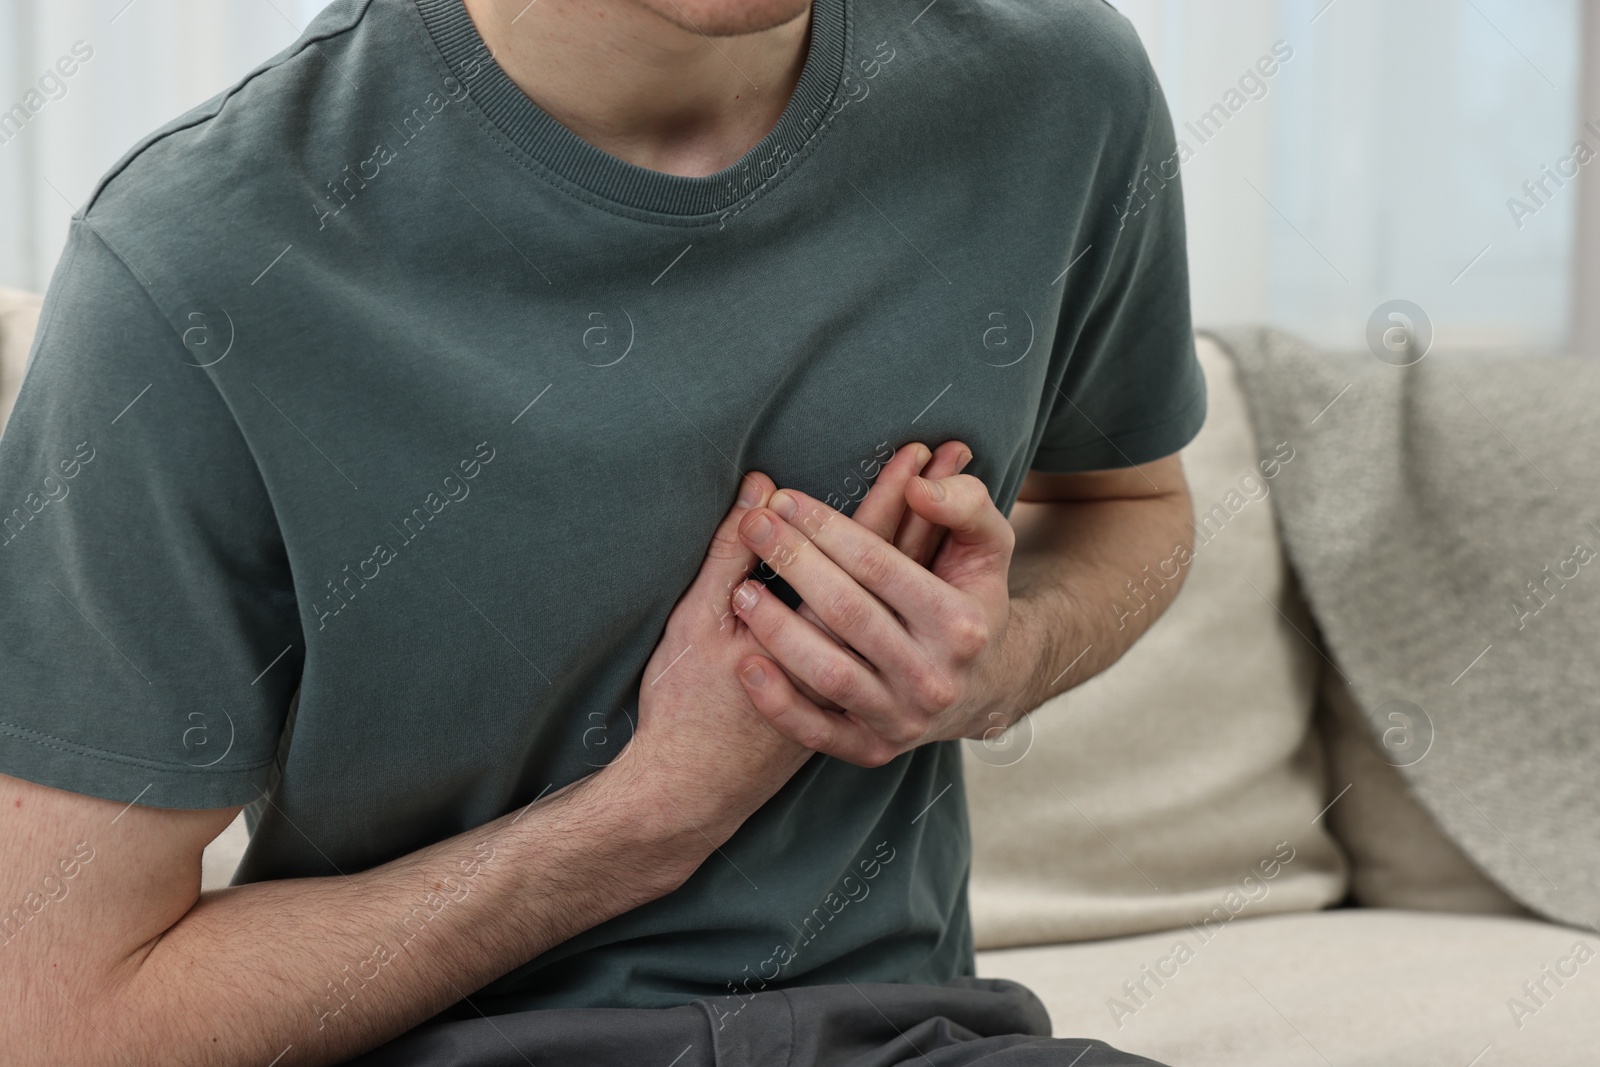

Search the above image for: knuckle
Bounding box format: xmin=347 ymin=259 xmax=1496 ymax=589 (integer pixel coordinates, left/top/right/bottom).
xmin=824 ymin=587 xmax=872 ymax=636
xmin=886 ymin=718 xmax=927 ymax=747
xmin=816 ymin=660 xmax=857 ymax=705
xmin=862 ymin=745 xmax=898 ymax=769
xmin=914 ymin=672 xmax=957 ymax=713
xmin=853 ymin=542 xmax=897 ymax=590
xmin=948 ymin=609 xmax=990 ymax=658
xmin=799 ymin=723 xmax=833 ymax=752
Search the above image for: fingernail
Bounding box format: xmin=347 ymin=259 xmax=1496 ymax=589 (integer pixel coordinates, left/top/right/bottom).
xmin=956 ymin=450 xmax=973 ymax=472
xmin=914 ymin=443 xmax=932 ymax=467
xmin=919 ymin=476 xmax=947 ymax=501
xmin=737 ymin=477 xmax=762 ymax=508
xmin=770 ymin=491 xmax=797 ymax=520
xmin=741 ymin=662 xmax=767 ymax=688
xmin=742 ymin=512 xmax=774 ymax=543
xmin=733 ymin=581 xmax=760 ymax=612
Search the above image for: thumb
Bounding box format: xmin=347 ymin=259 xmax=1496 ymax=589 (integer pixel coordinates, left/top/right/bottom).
xmin=692 ymin=472 xmax=777 ymax=629
xmin=905 ymin=473 xmax=1014 ymax=574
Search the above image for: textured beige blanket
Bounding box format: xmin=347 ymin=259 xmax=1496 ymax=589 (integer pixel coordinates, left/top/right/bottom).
xmin=1210 ymin=327 xmax=1599 ymax=929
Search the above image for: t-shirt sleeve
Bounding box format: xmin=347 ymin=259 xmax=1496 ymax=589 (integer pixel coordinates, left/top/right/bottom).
xmin=0 ymin=218 xmax=302 ymax=809
xmin=1029 ymin=60 xmax=1207 ymax=474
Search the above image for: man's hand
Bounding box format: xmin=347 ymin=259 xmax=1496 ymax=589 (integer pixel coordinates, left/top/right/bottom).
xmin=617 ymin=471 xmax=817 ymax=836
xmin=729 ymin=444 xmax=1035 ymax=768
xmin=0 ymin=477 xmax=865 ymax=1067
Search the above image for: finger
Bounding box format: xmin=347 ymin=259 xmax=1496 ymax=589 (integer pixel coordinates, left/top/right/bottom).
xmin=691 ymin=471 xmax=776 ymax=633
xmin=738 ymin=501 xmax=930 ymax=679
xmin=894 ymin=441 xmax=971 ymax=566
xmin=758 ymin=488 xmax=953 ymax=628
xmin=738 ymin=654 xmax=902 ymax=768
xmin=731 ymin=578 xmax=897 ymax=720
xmin=906 ymin=473 xmax=1015 ymax=572
xmin=849 ymin=443 xmax=931 ymax=543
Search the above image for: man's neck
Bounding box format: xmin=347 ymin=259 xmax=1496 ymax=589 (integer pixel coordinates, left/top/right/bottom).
xmin=461 ymin=0 xmax=812 ymax=178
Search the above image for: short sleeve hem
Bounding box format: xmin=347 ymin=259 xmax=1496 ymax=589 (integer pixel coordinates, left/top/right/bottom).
xmin=0 ymin=720 xmax=274 ymax=810
xmin=1028 ymin=387 xmax=1207 ymax=473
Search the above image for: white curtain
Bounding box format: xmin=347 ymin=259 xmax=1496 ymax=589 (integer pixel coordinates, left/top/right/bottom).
xmin=1113 ymin=0 xmax=1583 ymax=351
xmin=1 ymin=0 xmax=324 ymax=292
xmin=1 ymin=0 xmax=1589 ymax=351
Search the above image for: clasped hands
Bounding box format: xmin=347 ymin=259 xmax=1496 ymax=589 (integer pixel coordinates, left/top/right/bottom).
xmin=724 ymin=441 xmax=1040 ymax=769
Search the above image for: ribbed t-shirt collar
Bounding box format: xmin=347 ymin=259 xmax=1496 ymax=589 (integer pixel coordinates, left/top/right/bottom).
xmin=415 ymin=0 xmax=848 ymax=217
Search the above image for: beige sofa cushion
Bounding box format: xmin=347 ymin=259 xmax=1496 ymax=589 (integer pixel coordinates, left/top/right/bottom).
xmin=964 ymin=335 xmax=1348 ymax=950
xmin=0 ymin=288 xmax=42 ymax=433
xmin=978 ymin=909 xmax=1600 ymax=1065
xmin=1317 ymin=668 xmax=1530 ymax=916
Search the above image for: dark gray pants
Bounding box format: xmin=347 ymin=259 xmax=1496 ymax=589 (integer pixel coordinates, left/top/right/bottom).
xmin=345 ymin=978 xmax=1167 ymax=1066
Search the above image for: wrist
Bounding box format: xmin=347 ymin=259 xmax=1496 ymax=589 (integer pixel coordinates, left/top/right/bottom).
xmin=1000 ymin=593 xmax=1063 ymax=716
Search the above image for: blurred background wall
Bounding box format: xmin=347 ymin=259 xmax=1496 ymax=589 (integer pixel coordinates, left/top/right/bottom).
xmin=1 ymin=0 xmax=1595 ymax=352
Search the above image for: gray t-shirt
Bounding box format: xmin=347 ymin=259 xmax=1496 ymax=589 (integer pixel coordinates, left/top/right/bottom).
xmin=0 ymin=0 xmax=1203 ymax=1018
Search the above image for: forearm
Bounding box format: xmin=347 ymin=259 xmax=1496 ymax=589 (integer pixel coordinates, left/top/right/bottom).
xmin=1004 ymin=483 xmax=1194 ymax=712
xmin=40 ymin=762 xmax=710 ymax=1067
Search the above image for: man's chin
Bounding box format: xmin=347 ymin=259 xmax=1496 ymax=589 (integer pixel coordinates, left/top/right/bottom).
xmin=634 ymin=0 xmax=811 ymax=37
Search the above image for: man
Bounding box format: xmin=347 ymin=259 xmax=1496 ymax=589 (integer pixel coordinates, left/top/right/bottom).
xmin=0 ymin=0 xmax=1203 ymax=1063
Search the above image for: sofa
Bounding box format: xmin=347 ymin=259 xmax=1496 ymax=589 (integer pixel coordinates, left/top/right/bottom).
xmin=1 ymin=286 xmax=1593 ymax=1065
